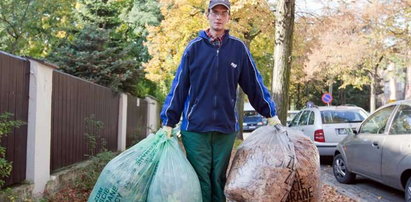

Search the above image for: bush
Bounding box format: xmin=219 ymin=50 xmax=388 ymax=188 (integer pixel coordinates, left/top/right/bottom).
xmin=84 ymin=114 xmax=106 ymax=157
xmin=0 ymin=112 xmax=25 ymax=188
xmin=74 ymin=151 xmax=117 ymax=191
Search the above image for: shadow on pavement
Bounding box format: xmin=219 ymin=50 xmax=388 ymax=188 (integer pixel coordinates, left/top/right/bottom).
xmin=320 ymin=156 xmax=333 ymax=165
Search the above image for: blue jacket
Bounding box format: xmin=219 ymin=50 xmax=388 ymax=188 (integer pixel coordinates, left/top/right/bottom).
xmin=160 ymin=30 xmax=277 ymax=134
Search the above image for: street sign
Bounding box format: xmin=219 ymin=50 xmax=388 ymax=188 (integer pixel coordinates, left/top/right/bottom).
xmin=322 ymin=93 xmax=333 ymax=105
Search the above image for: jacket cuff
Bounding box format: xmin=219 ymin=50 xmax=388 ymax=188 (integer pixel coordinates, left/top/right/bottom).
xmin=163 ymin=122 xmax=176 ymax=128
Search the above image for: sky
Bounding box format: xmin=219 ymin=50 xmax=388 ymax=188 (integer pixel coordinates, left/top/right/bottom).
xmin=295 ymin=0 xmax=325 ymax=15
xmin=268 ymin=0 xmax=327 ymax=16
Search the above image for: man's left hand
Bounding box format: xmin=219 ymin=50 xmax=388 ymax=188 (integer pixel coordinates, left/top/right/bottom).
xmin=267 ymin=116 xmax=282 ymax=126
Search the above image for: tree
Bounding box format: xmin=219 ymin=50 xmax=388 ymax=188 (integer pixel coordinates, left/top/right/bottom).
xmin=288 ymin=15 xmax=321 ymax=109
xmin=48 ymin=25 xmax=140 ymax=92
xmin=304 ymin=0 xmax=409 ymax=112
xmin=122 ymin=0 xmax=162 ymax=64
xmin=144 ymin=0 xmax=209 ymax=101
xmin=271 ymin=0 xmax=296 ymax=123
xmin=0 ymin=0 xmax=76 ymax=57
xmin=48 ymin=0 xmax=162 ymax=96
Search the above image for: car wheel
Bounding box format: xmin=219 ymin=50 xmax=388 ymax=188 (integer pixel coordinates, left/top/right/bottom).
xmin=333 ymin=154 xmax=356 ymax=184
xmin=406 ymin=177 xmax=411 ymax=202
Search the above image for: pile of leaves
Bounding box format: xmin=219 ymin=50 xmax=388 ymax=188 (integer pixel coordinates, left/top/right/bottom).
xmin=45 ymin=179 xmax=356 ymax=202
xmin=321 ymin=184 xmax=356 ymax=202
xmin=43 ymin=151 xmax=117 ymax=202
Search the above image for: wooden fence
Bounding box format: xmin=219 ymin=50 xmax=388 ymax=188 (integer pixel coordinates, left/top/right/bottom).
xmin=0 ymin=51 xmax=160 ymax=191
xmin=51 ymin=71 xmax=120 ymax=171
xmin=0 ymin=52 xmax=30 ymax=187
xmin=126 ymin=96 xmax=148 ymax=147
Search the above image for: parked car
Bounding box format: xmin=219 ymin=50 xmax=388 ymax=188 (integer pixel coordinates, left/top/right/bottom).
xmin=288 ymin=105 xmax=369 ymax=156
xmin=333 ymin=100 xmax=411 ymax=201
xmin=287 ymin=110 xmax=300 ymax=125
xmin=243 ymin=115 xmax=267 ymax=132
xmin=242 ymin=102 xmax=267 ymax=132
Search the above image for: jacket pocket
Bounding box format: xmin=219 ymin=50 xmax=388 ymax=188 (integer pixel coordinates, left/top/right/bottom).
xmin=188 ymin=99 xmax=199 ymax=120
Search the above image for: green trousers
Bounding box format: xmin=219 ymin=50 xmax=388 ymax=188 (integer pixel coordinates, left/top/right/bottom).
xmin=181 ymin=130 xmax=237 ymax=202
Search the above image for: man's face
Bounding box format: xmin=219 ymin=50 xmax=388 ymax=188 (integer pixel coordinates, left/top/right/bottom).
xmin=207 ymin=5 xmax=230 ymax=31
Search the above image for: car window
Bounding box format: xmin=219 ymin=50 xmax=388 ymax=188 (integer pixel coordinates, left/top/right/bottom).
xmin=287 ymin=111 xmax=299 ymax=122
xmin=298 ymin=111 xmax=311 ymax=126
xmin=244 ymin=111 xmax=258 ymax=116
xmin=390 ymin=105 xmax=411 ymax=135
xmin=321 ymin=109 xmax=367 ymax=124
xmin=289 ymin=111 xmax=302 ymax=127
xmin=308 ymin=111 xmax=315 ymax=125
xmin=244 ymin=115 xmax=262 ymax=122
xmin=360 ymin=106 xmax=395 ymax=134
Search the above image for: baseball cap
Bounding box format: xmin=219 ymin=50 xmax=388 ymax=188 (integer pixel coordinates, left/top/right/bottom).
xmin=208 ymin=0 xmax=230 ymax=10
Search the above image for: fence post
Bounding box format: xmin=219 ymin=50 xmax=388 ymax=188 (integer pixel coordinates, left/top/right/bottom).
xmin=145 ymin=96 xmax=159 ymax=135
xmin=117 ymin=93 xmax=127 ymax=151
xmin=26 ymin=60 xmax=54 ymax=194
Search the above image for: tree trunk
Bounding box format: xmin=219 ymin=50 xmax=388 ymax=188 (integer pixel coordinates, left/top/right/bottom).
xmin=272 ymin=0 xmax=295 ymax=123
xmin=370 ymin=67 xmax=377 ymax=113
xmin=236 ymin=40 xmax=252 ymax=140
xmin=405 ymin=66 xmax=411 ymax=99
xmin=389 ymin=72 xmax=397 ymax=102
xmin=369 ymin=55 xmax=384 ymax=113
xmin=328 ymin=82 xmax=333 ymax=98
xmin=370 ymin=78 xmax=376 ymax=113
xmin=405 ymin=50 xmax=411 ymax=99
xmin=296 ymin=83 xmax=300 ymax=109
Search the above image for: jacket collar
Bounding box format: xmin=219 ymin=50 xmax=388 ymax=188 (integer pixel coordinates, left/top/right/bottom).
xmin=199 ymin=29 xmax=230 ymax=46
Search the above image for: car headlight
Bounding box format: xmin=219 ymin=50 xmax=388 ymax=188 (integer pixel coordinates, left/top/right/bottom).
xmin=243 ymin=123 xmax=247 ymax=126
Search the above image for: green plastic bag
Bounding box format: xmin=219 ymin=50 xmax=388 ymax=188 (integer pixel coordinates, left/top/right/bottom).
xmin=88 ymin=129 xmax=167 ymax=202
xmin=88 ymin=128 xmax=202 ymax=202
xmin=147 ymin=134 xmax=202 ymax=202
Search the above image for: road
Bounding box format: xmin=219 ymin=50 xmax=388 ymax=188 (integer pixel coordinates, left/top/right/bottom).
xmin=321 ymin=158 xmax=404 ymax=202
xmin=242 ymin=132 xmax=405 ymax=202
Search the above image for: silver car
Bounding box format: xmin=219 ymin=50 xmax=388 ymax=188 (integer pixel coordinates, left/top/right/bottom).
xmin=288 ymin=105 xmax=368 ymax=156
xmin=333 ymin=100 xmax=411 ymax=201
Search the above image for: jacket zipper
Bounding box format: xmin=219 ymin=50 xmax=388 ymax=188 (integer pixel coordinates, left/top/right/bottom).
xmin=213 ymin=49 xmax=220 ymax=121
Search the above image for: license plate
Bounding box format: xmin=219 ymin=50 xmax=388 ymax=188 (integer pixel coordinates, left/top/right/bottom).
xmin=336 ymin=128 xmax=350 ymax=135
xmin=249 ymin=126 xmax=256 ymax=129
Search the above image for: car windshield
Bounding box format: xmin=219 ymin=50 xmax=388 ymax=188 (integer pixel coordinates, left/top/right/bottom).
xmin=320 ymin=110 xmax=367 ymax=124
xmin=287 ymin=112 xmax=299 ymax=120
xmin=244 ymin=116 xmax=262 ymax=122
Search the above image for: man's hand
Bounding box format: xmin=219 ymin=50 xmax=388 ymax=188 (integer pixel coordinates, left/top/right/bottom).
xmin=267 ymin=116 xmax=282 ymax=126
xmin=162 ymin=126 xmax=173 ymax=138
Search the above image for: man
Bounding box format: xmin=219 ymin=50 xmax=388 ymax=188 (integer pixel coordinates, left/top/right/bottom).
xmin=160 ymin=0 xmax=281 ymax=201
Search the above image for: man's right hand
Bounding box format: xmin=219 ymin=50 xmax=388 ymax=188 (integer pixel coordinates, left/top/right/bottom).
xmin=162 ymin=126 xmax=173 ymax=138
